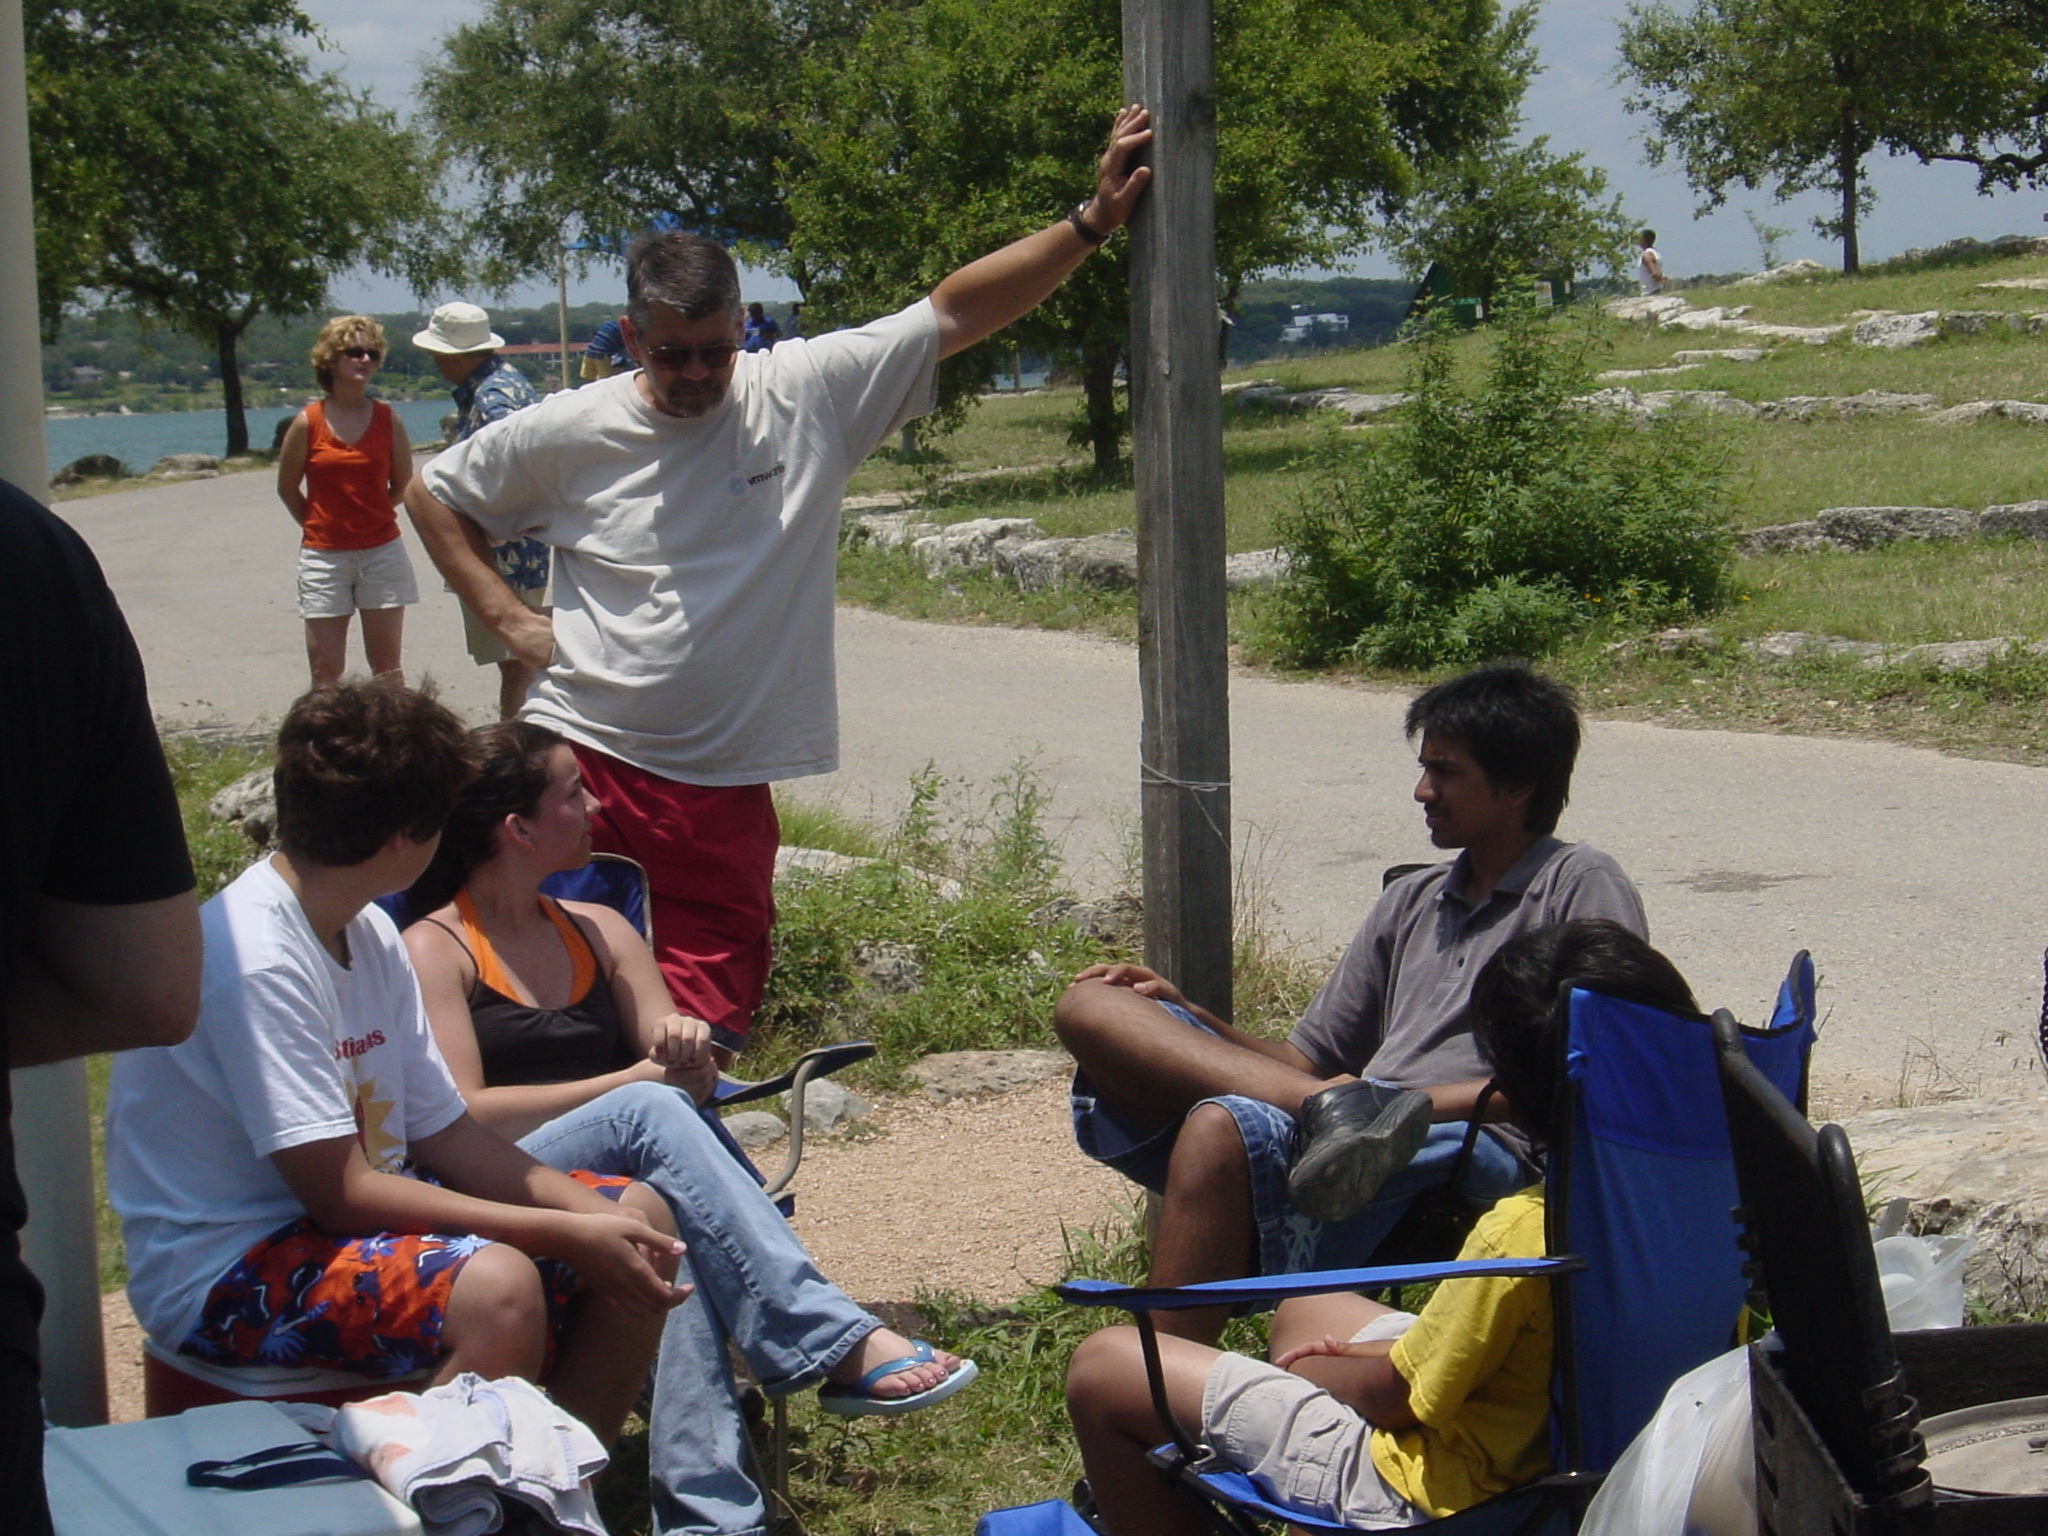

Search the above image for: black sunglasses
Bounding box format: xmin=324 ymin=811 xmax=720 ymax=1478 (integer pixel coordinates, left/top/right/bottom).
xmin=641 ymin=342 xmax=739 ymax=370
xmin=341 ymin=346 xmax=382 ymax=361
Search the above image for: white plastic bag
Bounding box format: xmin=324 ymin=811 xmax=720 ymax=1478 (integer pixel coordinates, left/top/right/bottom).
xmin=1578 ymin=1346 xmax=1755 ymax=1536
xmin=1872 ymin=1231 xmax=1972 ymax=1331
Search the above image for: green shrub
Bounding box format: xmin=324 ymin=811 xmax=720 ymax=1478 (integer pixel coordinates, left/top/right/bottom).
xmin=1260 ymin=293 xmax=1735 ymax=667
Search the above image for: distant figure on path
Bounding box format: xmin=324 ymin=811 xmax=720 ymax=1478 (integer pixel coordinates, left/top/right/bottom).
xmin=0 ymin=475 xmax=199 ymax=1535
xmin=742 ymin=302 xmax=781 ymax=353
xmin=1637 ymin=230 xmax=1665 ymax=296
xmin=276 ymin=316 xmax=418 ymax=686
xmin=406 ymin=104 xmax=1155 ymax=1052
xmin=582 ymin=317 xmax=631 ymax=383
xmin=414 ymin=302 xmax=551 ymax=719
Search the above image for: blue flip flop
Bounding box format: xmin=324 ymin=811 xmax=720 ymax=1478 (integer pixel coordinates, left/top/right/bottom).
xmin=817 ymin=1339 xmax=980 ymax=1418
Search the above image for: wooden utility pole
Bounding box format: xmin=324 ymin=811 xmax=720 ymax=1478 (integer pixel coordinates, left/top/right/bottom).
xmin=1124 ymin=0 xmax=1232 ymax=1018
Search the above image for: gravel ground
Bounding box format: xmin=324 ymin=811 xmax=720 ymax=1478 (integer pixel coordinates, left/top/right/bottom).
xmin=102 ymin=1076 xmax=1127 ymax=1423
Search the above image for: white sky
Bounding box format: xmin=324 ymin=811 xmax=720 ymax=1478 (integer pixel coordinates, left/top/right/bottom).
xmin=306 ymin=0 xmax=2048 ymax=315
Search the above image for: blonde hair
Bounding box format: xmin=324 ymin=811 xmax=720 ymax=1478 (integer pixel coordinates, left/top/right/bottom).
xmin=310 ymin=315 xmax=387 ymax=392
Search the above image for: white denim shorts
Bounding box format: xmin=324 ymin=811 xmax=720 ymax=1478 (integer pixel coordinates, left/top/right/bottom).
xmin=297 ymin=538 xmax=419 ymax=619
xmin=1199 ymin=1312 xmax=1422 ymax=1528
xmin=461 ymin=585 xmax=549 ymax=665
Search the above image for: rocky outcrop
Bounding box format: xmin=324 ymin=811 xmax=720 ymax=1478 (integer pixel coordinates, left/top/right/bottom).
xmin=149 ymin=452 xmax=221 ymax=478
xmin=1670 ymin=348 xmax=1768 ymax=364
xmin=1753 ymin=391 xmax=1937 ymax=421
xmin=1739 ymin=631 xmax=2047 ymax=671
xmin=1729 ymin=259 xmax=1828 ymax=286
xmin=1926 ymin=399 xmax=2048 ymax=426
xmin=1837 ymin=1098 xmax=2048 ymax=1318
xmin=51 ymin=453 xmax=127 ymax=486
xmin=1851 ymin=311 xmax=1942 ymax=349
xmin=208 ymin=767 xmax=277 ymax=850
xmin=845 ymin=512 xmax=1290 ymax=592
xmin=1234 ymin=386 xmax=1409 ymax=420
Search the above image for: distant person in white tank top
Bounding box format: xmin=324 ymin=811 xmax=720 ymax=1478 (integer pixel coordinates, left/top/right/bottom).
xmin=1637 ymin=230 xmax=1665 ymax=295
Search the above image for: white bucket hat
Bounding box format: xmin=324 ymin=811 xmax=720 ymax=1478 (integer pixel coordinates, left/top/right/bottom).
xmin=412 ymin=302 xmax=505 ymax=355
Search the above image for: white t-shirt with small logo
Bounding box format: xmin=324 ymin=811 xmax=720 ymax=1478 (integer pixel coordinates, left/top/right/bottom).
xmin=107 ymin=858 xmax=468 ymax=1346
xmin=422 ymin=300 xmax=941 ymax=786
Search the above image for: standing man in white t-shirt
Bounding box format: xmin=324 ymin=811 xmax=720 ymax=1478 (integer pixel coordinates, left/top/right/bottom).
xmin=1637 ymin=230 xmax=1665 ymax=295
xmin=405 ymin=105 xmax=1153 ymax=1054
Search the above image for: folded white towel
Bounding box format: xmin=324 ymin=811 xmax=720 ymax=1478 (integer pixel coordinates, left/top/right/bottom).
xmin=285 ymin=1374 xmax=609 ymax=1535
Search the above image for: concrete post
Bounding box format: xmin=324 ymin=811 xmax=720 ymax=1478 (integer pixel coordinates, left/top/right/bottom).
xmin=0 ymin=0 xmax=111 ymax=1429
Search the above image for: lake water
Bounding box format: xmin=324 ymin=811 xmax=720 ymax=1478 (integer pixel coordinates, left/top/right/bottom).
xmin=44 ymin=371 xmax=1054 ymax=476
xmin=44 ymin=399 xmax=453 ymax=476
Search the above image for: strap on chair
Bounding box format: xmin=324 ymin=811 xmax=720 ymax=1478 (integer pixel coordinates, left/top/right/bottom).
xmin=187 ymin=1441 xmax=366 ymax=1490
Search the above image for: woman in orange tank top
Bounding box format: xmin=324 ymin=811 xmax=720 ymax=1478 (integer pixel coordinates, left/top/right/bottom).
xmin=276 ymin=315 xmax=418 ymax=686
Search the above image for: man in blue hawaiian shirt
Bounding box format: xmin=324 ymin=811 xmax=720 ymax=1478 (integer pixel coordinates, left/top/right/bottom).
xmin=413 ymin=302 xmax=553 ymax=718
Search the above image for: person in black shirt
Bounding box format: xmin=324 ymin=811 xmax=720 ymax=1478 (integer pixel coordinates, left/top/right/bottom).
xmin=0 ymin=477 xmax=199 ymax=1532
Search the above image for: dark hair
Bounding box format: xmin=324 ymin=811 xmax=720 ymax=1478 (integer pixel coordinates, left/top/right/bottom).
xmin=1640 ymin=229 xmax=1657 ymax=245
xmin=404 ymin=720 xmax=566 ymax=916
xmin=273 ymin=685 xmax=473 ymax=868
xmin=747 ymin=301 xmax=764 ymax=319
xmin=1405 ymin=662 xmax=1581 ymax=835
xmin=1468 ymin=920 xmax=1701 ymax=1146
xmin=626 ymin=232 xmax=741 ymax=329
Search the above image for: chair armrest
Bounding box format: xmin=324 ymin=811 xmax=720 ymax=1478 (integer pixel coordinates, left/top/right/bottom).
xmin=1055 ymin=1254 xmax=1583 ymax=1312
xmin=713 ymin=1040 xmax=877 ymax=1107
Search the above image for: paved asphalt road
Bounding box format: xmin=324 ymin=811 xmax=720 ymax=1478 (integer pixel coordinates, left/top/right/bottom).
xmin=60 ymin=465 xmax=2048 ymax=1108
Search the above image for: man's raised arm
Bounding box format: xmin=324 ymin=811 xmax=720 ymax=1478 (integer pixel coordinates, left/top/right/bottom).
xmin=403 ymin=478 xmax=555 ymax=670
xmin=929 ymin=105 xmax=1153 ymax=360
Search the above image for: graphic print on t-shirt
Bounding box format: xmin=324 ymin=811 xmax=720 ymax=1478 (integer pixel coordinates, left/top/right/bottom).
xmin=338 ymin=1027 xmax=406 ymax=1171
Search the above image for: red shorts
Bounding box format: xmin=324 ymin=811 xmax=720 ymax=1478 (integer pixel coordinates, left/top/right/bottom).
xmin=177 ymin=1172 xmax=630 ymax=1380
xmin=572 ymin=745 xmax=779 ymax=1051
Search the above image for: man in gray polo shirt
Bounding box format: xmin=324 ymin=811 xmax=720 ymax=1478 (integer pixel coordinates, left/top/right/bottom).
xmin=1056 ymin=662 xmax=1644 ymax=1343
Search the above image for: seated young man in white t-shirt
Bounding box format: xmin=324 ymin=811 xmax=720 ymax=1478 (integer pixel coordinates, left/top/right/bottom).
xmin=107 ymin=683 xmax=688 ymax=1454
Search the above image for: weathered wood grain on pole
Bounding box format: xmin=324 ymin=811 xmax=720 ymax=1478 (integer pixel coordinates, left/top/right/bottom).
xmin=1124 ymin=0 xmax=1232 ymax=1018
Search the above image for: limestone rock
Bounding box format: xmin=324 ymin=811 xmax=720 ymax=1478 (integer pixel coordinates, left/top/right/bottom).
xmin=1852 ymin=311 xmax=1941 ymax=349
xmin=1594 ymin=364 xmax=1706 ymax=383
xmin=1940 ymin=310 xmax=2026 ymax=338
xmin=1671 ymin=348 xmax=1767 ymax=364
xmin=845 ymin=511 xmax=939 ymax=550
xmin=1862 ymin=637 xmax=2042 ymax=672
xmin=1755 ymin=391 xmax=1937 ymax=422
xmin=1220 ymin=378 xmax=1281 ymax=398
xmin=1978 ymin=277 xmax=2048 ymax=292
xmin=51 ymin=453 xmax=127 ymax=486
xmin=1031 ymin=892 xmax=1143 ymax=945
xmin=438 ymin=410 xmax=461 ymax=446
xmin=992 ymin=533 xmax=1138 ymax=592
xmin=784 ymin=1077 xmax=872 ymax=1135
xmin=842 ymin=490 xmax=918 ymax=511
xmin=1661 ymin=304 xmax=1752 ymax=332
xmin=721 ymin=1111 xmax=788 ymax=1150
xmin=850 ymin=940 xmax=923 ymax=995
xmin=1926 ymin=399 xmax=2048 ymax=427
xmin=912 ymin=517 xmax=1046 ymax=575
xmin=908 ymin=1049 xmax=1071 ymax=1105
xmin=1729 ymin=259 xmax=1828 ymax=286
xmin=1738 ymin=522 xmax=1844 ymax=555
xmin=1734 ymin=322 xmax=1844 ymax=345
xmin=1978 ymin=500 xmax=2048 ymax=539
xmin=1742 ymin=631 xmax=1886 ymax=661
xmin=1325 ymin=392 xmax=1410 ymax=420
xmin=1811 ymin=505 xmax=1976 ymax=549
xmin=208 ymin=766 xmax=277 ymax=849
xmin=1224 ymin=548 xmax=1292 ymax=589
xmin=150 ymin=452 xmax=222 ymax=477
xmin=1637 ymin=389 xmax=1758 ymax=418
xmin=1603 ymin=294 xmax=1692 ymax=323
xmin=1836 ymin=1098 xmax=2048 ymax=1317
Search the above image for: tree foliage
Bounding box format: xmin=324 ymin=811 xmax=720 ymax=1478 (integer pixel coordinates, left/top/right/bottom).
xmin=1261 ymin=297 xmax=1732 ymax=669
xmin=1377 ymin=133 xmax=1634 ymax=305
xmin=419 ymin=0 xmax=877 ymax=288
xmin=29 ymin=0 xmax=441 ymax=454
xmin=781 ymin=0 xmax=1533 ymax=471
xmin=1618 ymin=0 xmax=2041 ymax=273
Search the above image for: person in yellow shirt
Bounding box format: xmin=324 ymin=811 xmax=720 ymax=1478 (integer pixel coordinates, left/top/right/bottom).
xmin=1063 ymin=920 xmax=1703 ymax=1533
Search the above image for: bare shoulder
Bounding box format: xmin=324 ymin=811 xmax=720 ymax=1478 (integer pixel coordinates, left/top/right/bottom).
xmin=560 ymin=898 xmax=641 ymax=968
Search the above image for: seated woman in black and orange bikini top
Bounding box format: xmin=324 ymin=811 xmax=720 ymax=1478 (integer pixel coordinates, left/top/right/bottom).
xmin=400 ymin=720 xmax=974 ymax=1515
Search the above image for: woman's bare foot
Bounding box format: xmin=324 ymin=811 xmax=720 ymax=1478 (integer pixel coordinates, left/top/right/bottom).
xmin=827 ymin=1327 xmax=961 ymax=1399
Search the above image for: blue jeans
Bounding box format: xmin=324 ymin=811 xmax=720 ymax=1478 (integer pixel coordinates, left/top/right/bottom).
xmin=519 ymin=1081 xmax=878 ymax=1536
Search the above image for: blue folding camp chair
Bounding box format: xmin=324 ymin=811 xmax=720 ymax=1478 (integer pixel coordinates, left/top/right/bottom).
xmin=982 ymin=967 xmax=1815 ymax=1536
